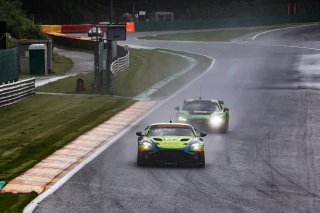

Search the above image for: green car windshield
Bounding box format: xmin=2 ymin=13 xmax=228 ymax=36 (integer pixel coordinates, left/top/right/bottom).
xmin=183 ymin=101 xmax=220 ymax=112
xmin=147 ymin=125 xmax=195 ymax=137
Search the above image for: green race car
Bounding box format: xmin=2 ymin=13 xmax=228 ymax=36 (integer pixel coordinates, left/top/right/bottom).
xmin=175 ymin=99 xmax=229 ymax=133
xmin=136 ymin=123 xmax=206 ymax=167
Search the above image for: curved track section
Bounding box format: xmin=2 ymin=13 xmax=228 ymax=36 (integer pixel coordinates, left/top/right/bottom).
xmin=34 ymin=25 xmax=320 ymax=212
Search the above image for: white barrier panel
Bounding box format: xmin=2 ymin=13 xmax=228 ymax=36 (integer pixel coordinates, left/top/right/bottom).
xmin=0 ymin=78 xmax=35 ymax=107
xmin=111 ymin=46 xmax=129 ymax=77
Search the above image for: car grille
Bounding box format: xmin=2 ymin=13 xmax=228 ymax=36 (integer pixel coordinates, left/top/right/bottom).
xmin=189 ymin=111 xmax=212 ymax=115
xmin=148 ymin=150 xmax=197 ymax=162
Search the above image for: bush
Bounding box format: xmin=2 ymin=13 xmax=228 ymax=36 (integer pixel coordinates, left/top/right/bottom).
xmin=0 ymin=0 xmax=46 ymax=39
xmin=6 ymin=33 xmax=15 ymax=48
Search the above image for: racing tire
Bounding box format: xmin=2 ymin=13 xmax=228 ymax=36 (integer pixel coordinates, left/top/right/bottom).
xmin=198 ymin=160 xmax=205 ymax=168
xmin=220 ymin=119 xmax=229 ymax=134
xmin=137 ymin=153 xmax=143 ymax=166
xmin=219 ymin=125 xmax=227 ymax=134
xmin=137 ymin=160 xmax=143 ymax=166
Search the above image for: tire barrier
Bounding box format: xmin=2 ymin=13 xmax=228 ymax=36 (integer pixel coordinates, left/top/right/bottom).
xmin=0 ymin=78 xmax=35 ymax=107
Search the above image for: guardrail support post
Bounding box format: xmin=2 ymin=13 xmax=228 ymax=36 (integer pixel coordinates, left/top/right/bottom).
xmin=93 ymin=28 xmax=104 ymax=91
xmin=107 ymin=40 xmax=113 ymax=95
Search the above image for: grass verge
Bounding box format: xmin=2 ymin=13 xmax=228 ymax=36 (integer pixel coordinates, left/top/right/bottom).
xmin=151 ymin=50 xmax=212 ymax=98
xmin=139 ymin=23 xmax=319 ymax=41
xmin=37 ymin=48 xmax=188 ymax=97
xmin=140 ymin=28 xmax=266 ymax=41
xmin=0 ymin=192 xmax=37 ymax=213
xmin=19 ymin=52 xmax=73 ymax=79
xmin=0 ymin=95 xmax=134 ymax=180
xmin=52 ymin=53 xmax=73 ymax=75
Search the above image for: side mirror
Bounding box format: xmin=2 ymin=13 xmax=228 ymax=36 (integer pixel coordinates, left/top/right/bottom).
xmin=174 ymin=106 xmax=180 ymax=111
xmin=223 ymin=108 xmax=229 ymax=112
xmin=200 ymin=132 xmax=207 ymax=137
xmin=218 ymin=100 xmax=224 ymax=105
xmin=136 ymin=131 xmax=143 ymax=136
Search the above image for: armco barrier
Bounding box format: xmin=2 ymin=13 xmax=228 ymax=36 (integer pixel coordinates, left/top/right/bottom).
xmin=0 ymin=78 xmax=35 ymax=107
xmin=111 ymin=46 xmax=129 ymax=77
xmin=49 ymin=32 xmax=129 ymax=78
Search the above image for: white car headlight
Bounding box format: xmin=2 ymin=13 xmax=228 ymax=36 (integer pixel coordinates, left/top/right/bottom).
xmin=142 ymin=141 xmax=153 ymax=151
xmin=177 ymin=116 xmax=187 ymax=122
xmin=190 ymin=142 xmax=201 ymax=151
xmin=209 ymin=116 xmax=224 ymax=127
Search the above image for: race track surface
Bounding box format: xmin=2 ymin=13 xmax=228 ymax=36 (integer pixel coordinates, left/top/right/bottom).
xmin=35 ymin=25 xmax=320 ymax=212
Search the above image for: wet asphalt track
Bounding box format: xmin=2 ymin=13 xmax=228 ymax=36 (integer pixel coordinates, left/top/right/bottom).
xmin=35 ymin=25 xmax=320 ymax=212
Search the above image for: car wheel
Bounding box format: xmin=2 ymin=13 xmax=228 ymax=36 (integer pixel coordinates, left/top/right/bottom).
xmin=137 ymin=152 xmax=145 ymax=166
xmin=220 ymin=119 xmax=228 ymax=134
xmin=220 ymin=124 xmax=227 ymax=134
xmin=137 ymin=160 xmax=143 ymax=166
xmin=199 ymin=160 xmax=205 ymax=168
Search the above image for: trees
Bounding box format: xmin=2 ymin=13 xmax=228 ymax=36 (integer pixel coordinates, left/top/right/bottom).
xmin=19 ymin=0 xmax=320 ymax=24
xmin=0 ymin=0 xmax=45 ymax=39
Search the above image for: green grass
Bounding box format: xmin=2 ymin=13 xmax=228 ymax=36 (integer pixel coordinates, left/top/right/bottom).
xmin=0 ymin=192 xmax=37 ymax=213
xmin=37 ymin=48 xmax=188 ymax=97
xmin=139 ymin=23 xmax=319 ymax=41
xmin=151 ymin=50 xmax=212 ymax=98
xmin=54 ymin=44 xmax=93 ymax=54
xmin=0 ymin=95 xmax=134 ymax=180
xmin=114 ymin=48 xmax=187 ymax=97
xmin=52 ymin=53 xmax=73 ymax=75
xmin=140 ymin=28 xmax=272 ymax=41
xmin=19 ymin=52 xmax=73 ymax=79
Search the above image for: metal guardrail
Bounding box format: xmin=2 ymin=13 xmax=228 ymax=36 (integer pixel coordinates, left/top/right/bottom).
xmin=0 ymin=78 xmax=35 ymax=107
xmin=111 ymin=46 xmax=129 ymax=77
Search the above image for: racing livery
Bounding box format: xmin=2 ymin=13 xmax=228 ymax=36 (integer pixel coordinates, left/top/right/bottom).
xmin=175 ymin=99 xmax=229 ymax=133
xmin=136 ymin=123 xmax=206 ymax=167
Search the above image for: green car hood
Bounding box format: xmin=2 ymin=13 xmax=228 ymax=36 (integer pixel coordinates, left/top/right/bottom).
xmin=148 ymin=136 xmax=193 ymax=149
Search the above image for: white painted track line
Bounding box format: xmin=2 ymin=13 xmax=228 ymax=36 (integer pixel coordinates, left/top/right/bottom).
xmin=251 ymin=24 xmax=319 ymax=40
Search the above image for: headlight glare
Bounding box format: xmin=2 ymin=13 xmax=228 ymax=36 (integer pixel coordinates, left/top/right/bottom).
xmin=209 ymin=116 xmax=224 ymax=127
xmin=177 ymin=116 xmax=187 ymax=122
xmin=142 ymin=141 xmax=153 ymax=151
xmin=190 ymin=142 xmax=200 ymax=151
